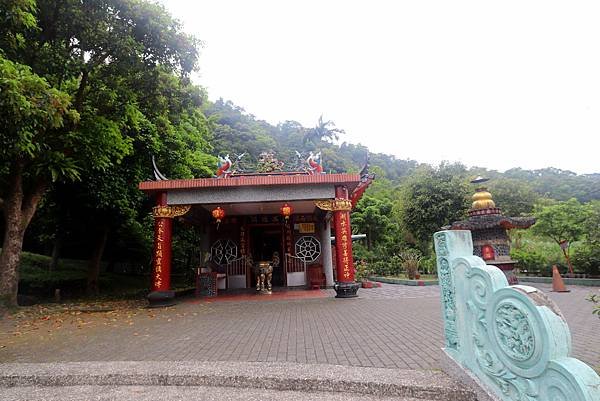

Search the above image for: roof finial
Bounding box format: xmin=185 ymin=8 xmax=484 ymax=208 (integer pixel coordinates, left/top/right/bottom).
xmin=470 ymin=177 xmax=495 ymax=210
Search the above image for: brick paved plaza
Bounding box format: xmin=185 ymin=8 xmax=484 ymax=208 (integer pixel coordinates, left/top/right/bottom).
xmin=1 ymin=283 xmax=598 ymax=371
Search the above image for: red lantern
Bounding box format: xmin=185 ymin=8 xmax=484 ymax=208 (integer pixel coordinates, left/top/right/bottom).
xmin=212 ymin=206 xmax=226 ymax=224
xmin=280 ymin=203 xmax=293 ymax=221
xmin=482 ymin=245 xmax=495 ymax=261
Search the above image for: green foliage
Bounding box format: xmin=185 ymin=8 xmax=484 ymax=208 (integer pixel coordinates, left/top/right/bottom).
xmin=0 ymin=55 xmax=80 ymax=179
xmin=352 ymin=195 xmax=395 ymax=251
xmin=511 ymin=248 xmax=551 ymax=276
xmin=488 ymin=178 xmax=540 ymax=216
xmin=303 ymin=115 xmax=345 ymax=147
xmin=18 ymin=251 xmax=149 ymax=299
xmin=533 ymin=199 xmax=589 ymax=245
xmin=587 ymin=293 xmax=600 ymax=319
xmin=472 ymin=166 xmax=600 ymax=203
xmin=398 ymin=163 xmax=470 ymax=252
xmin=571 ymin=246 xmax=600 ymax=276
xmin=0 ymin=0 xmax=37 ymax=51
xmin=420 ymin=256 xmax=437 ymax=275
xmin=532 ymin=199 xmax=591 ymax=271
xmin=354 ymin=259 xmax=370 ymax=282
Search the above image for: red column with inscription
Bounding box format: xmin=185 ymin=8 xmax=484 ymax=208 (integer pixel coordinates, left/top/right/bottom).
xmin=333 ymin=185 xmax=360 ymax=298
xmin=148 ymin=192 xmax=175 ymax=306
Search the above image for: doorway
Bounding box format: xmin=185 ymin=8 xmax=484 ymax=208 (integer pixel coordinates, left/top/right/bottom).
xmin=249 ymin=225 xmax=284 ymax=287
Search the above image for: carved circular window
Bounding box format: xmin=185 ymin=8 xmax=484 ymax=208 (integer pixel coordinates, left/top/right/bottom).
xmin=295 ymin=236 xmax=321 ymax=262
xmin=211 ymin=239 xmax=238 ymax=265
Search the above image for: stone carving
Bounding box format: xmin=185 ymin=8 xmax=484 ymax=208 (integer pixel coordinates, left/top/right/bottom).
xmin=434 ymin=230 xmax=600 ymax=401
xmin=434 ymin=232 xmax=458 ymax=350
xmin=494 ymin=303 xmax=534 ymax=361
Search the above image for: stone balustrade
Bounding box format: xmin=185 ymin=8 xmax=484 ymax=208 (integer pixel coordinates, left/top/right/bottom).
xmin=434 ymin=230 xmax=600 ymax=401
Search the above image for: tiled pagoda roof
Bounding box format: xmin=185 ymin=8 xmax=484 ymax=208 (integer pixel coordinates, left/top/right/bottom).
xmin=451 ymin=212 xmax=536 ymax=230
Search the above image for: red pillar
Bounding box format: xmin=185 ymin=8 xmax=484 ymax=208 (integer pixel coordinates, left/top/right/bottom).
xmin=333 ymin=185 xmax=360 ymax=298
xmin=148 ymin=192 xmax=175 ymax=307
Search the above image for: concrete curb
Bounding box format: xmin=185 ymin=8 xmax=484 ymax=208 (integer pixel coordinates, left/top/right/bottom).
xmin=368 ymin=276 xmax=439 ymax=286
xmin=517 ymin=277 xmax=600 ymax=287
xmin=0 ymin=361 xmax=476 ymax=400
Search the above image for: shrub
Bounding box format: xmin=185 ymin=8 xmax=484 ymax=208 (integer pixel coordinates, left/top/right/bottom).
xmin=572 ymin=245 xmax=600 ymax=277
xmin=420 ymin=256 xmax=437 ymax=276
xmin=511 ymin=248 xmax=547 ymax=276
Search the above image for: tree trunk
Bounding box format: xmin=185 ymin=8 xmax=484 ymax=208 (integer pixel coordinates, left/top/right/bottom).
xmin=49 ymin=234 xmax=62 ymax=272
xmin=0 ymin=160 xmax=47 ymax=307
xmin=0 ymin=217 xmax=26 ymax=307
xmin=87 ymin=225 xmax=109 ymax=296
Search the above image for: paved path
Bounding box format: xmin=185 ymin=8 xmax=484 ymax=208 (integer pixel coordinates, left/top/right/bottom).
xmin=0 ymin=283 xmax=598 ymax=371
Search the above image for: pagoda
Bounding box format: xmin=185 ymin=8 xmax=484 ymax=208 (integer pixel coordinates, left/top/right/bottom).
xmin=449 ymin=177 xmax=535 ymax=284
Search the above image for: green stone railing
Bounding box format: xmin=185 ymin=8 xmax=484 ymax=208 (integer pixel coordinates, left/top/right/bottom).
xmin=434 ymin=230 xmax=600 ymax=401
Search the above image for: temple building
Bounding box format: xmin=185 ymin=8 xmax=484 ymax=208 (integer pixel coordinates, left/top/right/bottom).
xmin=449 ymin=177 xmax=535 ymax=284
xmin=139 ymin=152 xmax=374 ymax=306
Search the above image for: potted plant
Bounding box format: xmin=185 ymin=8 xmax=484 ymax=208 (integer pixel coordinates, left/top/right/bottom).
xmin=399 ymin=249 xmax=422 ymax=280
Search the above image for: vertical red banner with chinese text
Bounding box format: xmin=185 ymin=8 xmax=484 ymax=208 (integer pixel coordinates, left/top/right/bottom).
xmin=152 ymin=193 xmax=172 ymax=292
xmin=333 ymin=186 xmax=355 ymax=283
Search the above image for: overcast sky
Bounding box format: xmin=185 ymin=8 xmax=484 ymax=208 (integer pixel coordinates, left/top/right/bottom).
xmin=160 ymin=0 xmax=599 ymax=174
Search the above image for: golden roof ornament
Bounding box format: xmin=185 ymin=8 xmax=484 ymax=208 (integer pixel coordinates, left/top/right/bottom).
xmin=470 ymin=177 xmax=496 ymax=210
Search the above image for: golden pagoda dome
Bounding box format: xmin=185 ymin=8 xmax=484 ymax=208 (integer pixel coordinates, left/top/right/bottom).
xmin=472 ymin=190 xmax=496 ymax=209
xmin=470 ymin=176 xmax=496 ymax=210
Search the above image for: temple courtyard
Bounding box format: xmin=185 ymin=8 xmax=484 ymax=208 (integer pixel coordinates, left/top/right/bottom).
xmin=0 ymin=284 xmax=598 ymax=371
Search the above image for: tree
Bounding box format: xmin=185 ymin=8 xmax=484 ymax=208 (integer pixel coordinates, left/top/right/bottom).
xmin=571 ymin=200 xmax=600 ymax=276
xmin=0 ymin=0 xmax=206 ymax=305
xmin=489 ymin=178 xmax=539 ymax=216
xmin=352 ymin=195 xmax=394 ymax=251
xmin=0 ymin=56 xmax=80 ymax=306
xmin=398 ymin=163 xmax=470 ymax=253
xmin=0 ymin=0 xmax=36 ymax=52
xmin=303 ymin=115 xmax=345 ymax=146
xmin=532 ymin=198 xmax=590 ymax=274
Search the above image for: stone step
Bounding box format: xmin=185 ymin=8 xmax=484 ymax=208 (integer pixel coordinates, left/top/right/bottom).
xmin=0 ymin=361 xmax=477 ymax=401
xmin=0 ymin=385 xmax=451 ymax=401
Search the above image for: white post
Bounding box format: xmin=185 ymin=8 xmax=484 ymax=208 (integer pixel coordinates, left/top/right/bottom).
xmin=321 ymin=217 xmax=334 ymax=287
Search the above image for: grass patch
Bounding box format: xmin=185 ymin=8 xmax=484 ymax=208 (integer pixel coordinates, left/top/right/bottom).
xmin=18 ymin=252 xmax=154 ymax=301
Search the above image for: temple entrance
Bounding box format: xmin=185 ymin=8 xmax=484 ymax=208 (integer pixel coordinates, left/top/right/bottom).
xmin=249 ymin=225 xmax=284 ymax=287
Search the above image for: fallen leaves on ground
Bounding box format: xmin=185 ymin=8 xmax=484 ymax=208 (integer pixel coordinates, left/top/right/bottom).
xmin=0 ymin=299 xmax=149 ymax=347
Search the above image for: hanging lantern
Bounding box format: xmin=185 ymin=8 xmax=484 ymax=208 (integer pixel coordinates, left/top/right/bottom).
xmin=212 ymin=206 xmax=226 ymax=224
xmin=280 ymin=203 xmax=293 ymax=221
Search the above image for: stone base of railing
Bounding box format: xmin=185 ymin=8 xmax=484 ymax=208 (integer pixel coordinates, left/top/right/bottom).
xmin=440 ymin=348 xmax=500 ymax=401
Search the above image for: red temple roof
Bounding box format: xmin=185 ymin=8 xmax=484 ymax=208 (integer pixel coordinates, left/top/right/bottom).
xmin=139 ymin=173 xmax=363 ymax=193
